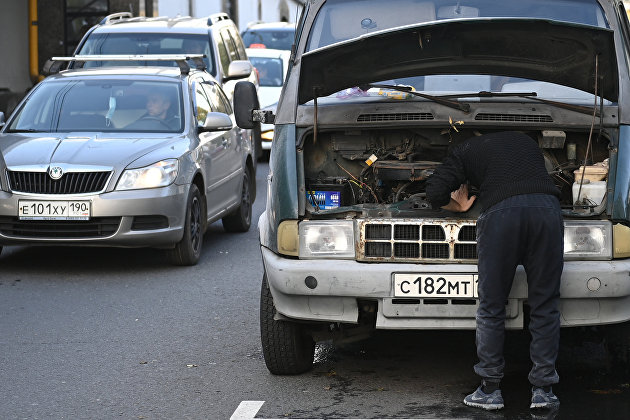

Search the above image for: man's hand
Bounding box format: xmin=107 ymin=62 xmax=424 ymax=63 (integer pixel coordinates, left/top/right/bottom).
xmin=441 ymin=184 xmax=476 ymax=212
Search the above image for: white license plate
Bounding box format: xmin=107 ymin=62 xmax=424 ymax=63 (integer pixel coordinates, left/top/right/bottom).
xmin=18 ymin=200 xmax=91 ymax=220
xmin=394 ymin=274 xmax=478 ymax=298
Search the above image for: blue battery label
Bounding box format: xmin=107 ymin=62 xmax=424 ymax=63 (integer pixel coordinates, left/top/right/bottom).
xmin=307 ymin=190 xmax=341 ymax=209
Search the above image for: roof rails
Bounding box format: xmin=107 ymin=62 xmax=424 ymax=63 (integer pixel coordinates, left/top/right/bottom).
xmin=207 ymin=13 xmax=230 ymax=26
xmin=100 ymin=12 xmax=133 ymax=25
xmin=43 ymin=55 xmax=207 ymax=75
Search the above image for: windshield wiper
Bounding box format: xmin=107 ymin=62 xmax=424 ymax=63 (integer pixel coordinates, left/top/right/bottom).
xmin=363 ymin=83 xmax=471 ymax=113
xmin=438 ymin=91 xmax=598 ymax=116
xmin=5 ymin=129 xmax=47 ymax=133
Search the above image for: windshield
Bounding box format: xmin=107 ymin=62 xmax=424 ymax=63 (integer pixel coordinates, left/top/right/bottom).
xmin=7 ymin=79 xmax=184 ymax=133
xmin=307 ymin=0 xmax=608 ymax=51
xmin=250 ymin=56 xmax=285 ymax=87
xmin=77 ymin=33 xmax=216 ymax=76
xmin=242 ymin=28 xmax=296 ymax=50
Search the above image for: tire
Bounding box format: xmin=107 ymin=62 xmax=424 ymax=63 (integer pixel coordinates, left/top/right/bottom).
xmin=222 ymin=165 xmax=253 ymax=232
xmin=605 ymin=321 xmax=630 ymax=373
xmin=260 ymin=274 xmax=315 ymax=375
xmin=167 ymin=184 xmax=203 ymax=266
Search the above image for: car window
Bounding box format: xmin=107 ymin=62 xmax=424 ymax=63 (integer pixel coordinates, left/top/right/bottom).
xmin=193 ymin=81 xmax=212 ymax=126
xmin=202 ymin=82 xmax=232 ymax=115
xmin=250 ymin=56 xmax=284 ymax=87
xmin=78 ymin=33 xmax=217 ymax=76
xmin=307 ymin=0 xmax=608 ymax=51
xmin=216 ymin=33 xmax=231 ymax=76
xmin=242 ymin=28 xmax=296 ymax=50
xmin=6 ymin=79 xmax=184 ymax=133
xmin=220 ymin=29 xmax=239 ymax=62
xmin=228 ymin=27 xmax=248 ymax=59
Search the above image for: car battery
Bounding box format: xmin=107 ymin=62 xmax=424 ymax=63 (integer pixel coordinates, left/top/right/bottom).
xmin=306 ymin=181 xmax=351 ymax=209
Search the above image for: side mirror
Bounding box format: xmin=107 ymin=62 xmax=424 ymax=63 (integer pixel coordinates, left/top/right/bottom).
xmin=233 ymin=81 xmax=260 ymax=129
xmin=198 ymin=112 xmax=233 ymax=133
xmin=225 ymin=60 xmax=253 ymax=81
xmin=0 ymin=112 xmax=5 ymax=128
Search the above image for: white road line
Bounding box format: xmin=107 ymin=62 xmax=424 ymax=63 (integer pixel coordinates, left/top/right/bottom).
xmin=230 ymin=401 xmax=471 ymax=420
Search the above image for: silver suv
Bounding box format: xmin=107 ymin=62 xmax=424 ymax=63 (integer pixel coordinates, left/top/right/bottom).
xmin=73 ymin=12 xmax=263 ymax=158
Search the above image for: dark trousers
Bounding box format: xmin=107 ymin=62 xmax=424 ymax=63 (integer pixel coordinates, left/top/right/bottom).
xmin=474 ymin=193 xmax=564 ymax=387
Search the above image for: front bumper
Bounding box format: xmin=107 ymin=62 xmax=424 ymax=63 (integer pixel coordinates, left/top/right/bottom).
xmin=0 ymin=183 xmax=189 ymax=247
xmin=261 ymin=246 xmax=630 ymax=329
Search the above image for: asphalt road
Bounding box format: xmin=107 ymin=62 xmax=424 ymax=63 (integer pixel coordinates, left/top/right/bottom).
xmin=1 ymin=162 xmax=629 ymax=420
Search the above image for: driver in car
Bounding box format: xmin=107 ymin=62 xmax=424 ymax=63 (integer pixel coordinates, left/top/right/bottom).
xmin=128 ymin=89 xmax=180 ymax=130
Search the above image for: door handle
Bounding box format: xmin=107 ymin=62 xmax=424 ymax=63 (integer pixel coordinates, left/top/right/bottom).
xmin=222 ymin=138 xmax=229 ymax=148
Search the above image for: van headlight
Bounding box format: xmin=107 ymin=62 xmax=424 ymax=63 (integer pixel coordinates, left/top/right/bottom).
xmin=116 ymin=159 xmax=178 ymax=190
xmin=299 ymin=220 xmax=355 ymax=259
xmin=564 ymin=221 xmax=612 ymax=260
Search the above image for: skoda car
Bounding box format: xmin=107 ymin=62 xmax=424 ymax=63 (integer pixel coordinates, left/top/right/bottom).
xmin=0 ymin=55 xmax=256 ymax=265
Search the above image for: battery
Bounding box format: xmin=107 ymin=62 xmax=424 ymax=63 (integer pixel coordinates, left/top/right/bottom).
xmin=306 ymin=181 xmax=351 ymax=209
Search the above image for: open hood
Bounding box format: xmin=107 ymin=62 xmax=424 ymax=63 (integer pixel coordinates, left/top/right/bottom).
xmin=298 ymin=18 xmax=617 ymax=104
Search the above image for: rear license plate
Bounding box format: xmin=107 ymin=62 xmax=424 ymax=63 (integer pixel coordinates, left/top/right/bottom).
xmin=394 ymin=274 xmax=478 ymax=298
xmin=18 ymin=200 xmax=91 ymax=220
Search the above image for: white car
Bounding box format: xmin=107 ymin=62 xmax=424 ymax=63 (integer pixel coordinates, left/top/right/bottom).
xmin=246 ymin=48 xmax=290 ymax=156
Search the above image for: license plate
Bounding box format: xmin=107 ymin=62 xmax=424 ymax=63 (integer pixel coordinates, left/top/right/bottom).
xmin=18 ymin=200 xmax=91 ymax=220
xmin=394 ymin=274 xmax=478 ymax=298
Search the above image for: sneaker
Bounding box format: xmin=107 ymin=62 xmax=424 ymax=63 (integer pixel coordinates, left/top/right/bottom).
xmin=463 ymin=386 xmax=505 ymax=410
xmin=530 ymin=387 xmax=560 ymax=409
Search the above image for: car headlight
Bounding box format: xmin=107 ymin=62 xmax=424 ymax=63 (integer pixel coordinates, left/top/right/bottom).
xmin=564 ymin=221 xmax=612 ymax=260
xmin=299 ymin=220 xmax=355 ymax=259
xmin=116 ymin=159 xmax=179 ymax=191
xmin=261 ymin=130 xmax=274 ymax=141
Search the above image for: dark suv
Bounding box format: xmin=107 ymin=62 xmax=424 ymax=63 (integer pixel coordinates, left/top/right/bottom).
xmin=235 ymin=0 xmax=630 ymax=375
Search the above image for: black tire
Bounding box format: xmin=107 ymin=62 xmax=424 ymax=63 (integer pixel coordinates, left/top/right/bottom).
xmin=260 ymin=274 xmax=315 ymax=375
xmin=605 ymin=321 xmax=630 ymax=373
xmin=222 ymin=165 xmax=253 ymax=232
xmin=167 ymin=184 xmax=203 ymax=266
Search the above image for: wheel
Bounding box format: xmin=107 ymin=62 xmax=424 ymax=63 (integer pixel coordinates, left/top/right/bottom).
xmin=221 ymin=165 xmax=253 ymax=232
xmin=167 ymin=184 xmax=203 ymax=266
xmin=260 ymin=274 xmax=315 ymax=375
xmin=605 ymin=320 xmax=630 ymax=373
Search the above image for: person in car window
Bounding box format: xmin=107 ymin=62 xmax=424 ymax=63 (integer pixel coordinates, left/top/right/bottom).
xmin=426 ymin=131 xmax=563 ymax=412
xmin=128 ymin=89 xmax=179 ymax=130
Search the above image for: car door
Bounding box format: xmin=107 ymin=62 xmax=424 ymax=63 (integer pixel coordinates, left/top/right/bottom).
xmin=192 ymin=76 xmax=232 ymax=219
xmin=201 ymin=80 xmax=243 ymax=207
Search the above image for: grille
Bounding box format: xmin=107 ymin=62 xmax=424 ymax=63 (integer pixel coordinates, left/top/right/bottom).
xmin=359 ymin=220 xmax=477 ymax=262
xmin=474 ymin=113 xmax=553 ymax=123
xmin=0 ymin=217 xmax=121 ymax=239
xmin=7 ymin=170 xmax=111 ymax=194
xmin=131 ymin=215 xmax=169 ymax=231
xmin=357 ymin=113 xmax=434 ymax=122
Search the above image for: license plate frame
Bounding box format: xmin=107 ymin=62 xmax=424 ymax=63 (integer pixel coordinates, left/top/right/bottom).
xmin=18 ymin=200 xmax=91 ymax=221
xmin=393 ymin=273 xmax=478 ymax=298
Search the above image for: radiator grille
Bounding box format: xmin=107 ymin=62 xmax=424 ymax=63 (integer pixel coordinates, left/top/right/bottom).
xmin=7 ymin=170 xmax=111 ymax=194
xmin=474 ymin=113 xmax=553 ymax=123
xmin=357 ymin=113 xmax=434 ymax=122
xmin=359 ymin=220 xmax=477 ymax=262
xmin=0 ymin=216 xmax=121 ymax=239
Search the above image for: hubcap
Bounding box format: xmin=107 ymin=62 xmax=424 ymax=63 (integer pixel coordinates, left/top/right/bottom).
xmin=241 ymin=171 xmax=251 ymax=223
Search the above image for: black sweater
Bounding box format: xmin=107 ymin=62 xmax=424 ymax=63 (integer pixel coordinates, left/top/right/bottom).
xmin=426 ymin=131 xmax=560 ymax=211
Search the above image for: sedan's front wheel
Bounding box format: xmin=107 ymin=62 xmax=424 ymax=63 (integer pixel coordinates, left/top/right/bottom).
xmin=167 ymin=184 xmax=203 ymax=266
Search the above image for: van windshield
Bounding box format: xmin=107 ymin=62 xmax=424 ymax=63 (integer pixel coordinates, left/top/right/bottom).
xmin=78 ymin=33 xmax=216 ymax=76
xmin=307 ymin=0 xmax=608 ymax=51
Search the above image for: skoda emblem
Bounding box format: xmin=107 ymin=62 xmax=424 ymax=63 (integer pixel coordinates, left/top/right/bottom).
xmin=48 ymin=166 xmax=64 ymax=180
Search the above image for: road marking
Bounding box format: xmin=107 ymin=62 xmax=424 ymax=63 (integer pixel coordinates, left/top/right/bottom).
xmin=230 ymin=401 xmax=470 ymax=420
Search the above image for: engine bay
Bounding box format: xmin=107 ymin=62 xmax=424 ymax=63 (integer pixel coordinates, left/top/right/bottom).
xmin=302 ymin=128 xmax=610 ymax=216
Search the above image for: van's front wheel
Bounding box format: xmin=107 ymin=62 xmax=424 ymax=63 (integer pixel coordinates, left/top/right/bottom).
xmin=260 ymin=274 xmax=315 ymax=375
